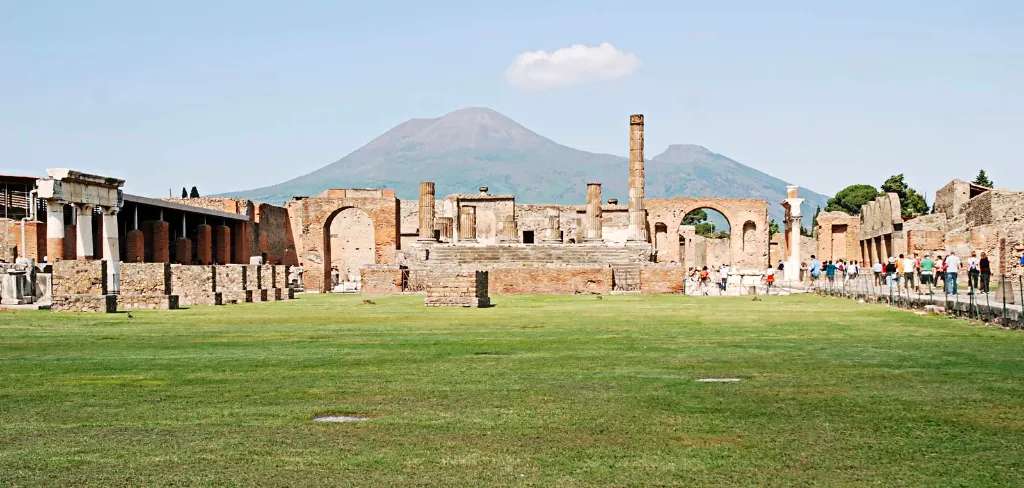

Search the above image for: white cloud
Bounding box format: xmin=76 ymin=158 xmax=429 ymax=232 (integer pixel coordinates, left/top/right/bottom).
xmin=505 ymin=42 xmax=640 ymax=90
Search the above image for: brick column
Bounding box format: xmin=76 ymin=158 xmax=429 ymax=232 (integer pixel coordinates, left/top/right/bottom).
xmin=542 ymin=207 xmax=561 ymax=243
xmin=125 ymin=230 xmax=145 ymax=263
xmin=196 ymin=224 xmax=212 ymax=265
xmin=213 ymin=225 xmax=230 ymax=265
xmin=175 ymin=238 xmax=192 ymax=264
xmin=627 ymin=114 xmax=648 ymax=243
xmin=233 ymin=221 xmax=252 ymax=264
xmin=584 ymin=183 xmax=603 ymax=243
xmin=76 ymin=204 xmax=95 ymax=259
xmin=418 ymin=181 xmax=436 ymax=242
xmin=459 ymin=206 xmax=477 ymax=243
xmin=45 ymin=200 xmax=65 ymax=262
xmin=150 ymin=220 xmax=170 ymax=263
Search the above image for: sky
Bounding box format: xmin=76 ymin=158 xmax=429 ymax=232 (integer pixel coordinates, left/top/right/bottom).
xmin=2 ymin=1 xmax=1021 ymax=200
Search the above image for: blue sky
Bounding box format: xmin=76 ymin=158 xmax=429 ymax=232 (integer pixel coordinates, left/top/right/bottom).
xmin=2 ymin=1 xmax=1021 ymax=199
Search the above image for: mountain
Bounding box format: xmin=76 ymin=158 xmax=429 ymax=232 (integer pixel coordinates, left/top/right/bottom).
xmin=223 ymin=107 xmax=830 ymax=226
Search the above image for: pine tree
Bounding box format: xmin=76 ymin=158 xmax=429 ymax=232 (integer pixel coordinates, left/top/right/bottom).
xmin=189 ymin=186 xmax=200 ymax=198
xmin=181 ymin=187 xmax=188 ymax=198
xmin=972 ymin=170 xmax=994 ymax=188
xmin=881 ymin=174 xmax=929 ymax=219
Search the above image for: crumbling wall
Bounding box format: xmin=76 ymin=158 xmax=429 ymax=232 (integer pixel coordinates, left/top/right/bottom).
xmin=646 ymin=197 xmax=769 ymax=271
xmin=423 ymin=270 xmax=489 ymax=307
xmin=51 ymin=260 xmax=115 ymax=312
xmin=488 ymin=266 xmax=612 ymax=294
xmin=170 ymin=264 xmax=220 ymax=306
xmin=639 ymin=265 xmax=684 ymax=293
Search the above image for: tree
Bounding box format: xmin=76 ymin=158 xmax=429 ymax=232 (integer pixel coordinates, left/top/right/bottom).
xmin=769 ymin=219 xmax=780 ymax=237
xmin=189 ymin=186 xmax=200 ymax=198
xmin=181 ymin=187 xmax=188 ymax=198
xmin=825 ymin=184 xmax=879 ymax=215
xmin=880 ymin=174 xmax=929 ymax=219
xmin=694 ymin=222 xmax=717 ymax=238
xmin=682 ymin=209 xmax=707 ymax=225
xmin=972 ymin=170 xmax=994 ymax=188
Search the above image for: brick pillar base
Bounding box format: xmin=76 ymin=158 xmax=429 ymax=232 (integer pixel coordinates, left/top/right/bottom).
xmin=214 ymin=225 xmax=231 ymax=265
xmin=151 ymin=221 xmax=170 ymax=263
xmin=46 ymin=238 xmax=65 ymax=263
xmin=125 ymin=229 xmax=144 ymax=262
xmin=196 ymin=224 xmax=212 ymax=265
xmin=233 ymin=221 xmax=252 ymax=264
xmin=174 ymin=238 xmax=192 ymax=264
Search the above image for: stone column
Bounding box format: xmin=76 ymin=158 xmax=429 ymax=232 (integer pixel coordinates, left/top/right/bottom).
xmin=233 ymin=221 xmax=252 ymax=264
xmin=783 ymin=186 xmax=804 ymax=282
xmin=45 ymin=200 xmax=65 ymax=262
xmin=584 ymin=183 xmax=603 ymax=243
xmin=878 ymin=236 xmax=888 ymax=262
xmin=174 ymin=215 xmax=191 ymax=264
xmin=627 ymin=114 xmax=648 ymax=242
xmin=75 ymin=204 xmax=95 ymax=259
xmin=418 ymin=181 xmax=436 ymax=242
xmin=196 ymin=224 xmax=212 ymax=265
xmin=542 ymin=207 xmax=562 ymax=243
xmin=100 ymin=207 xmax=120 ymax=292
xmin=498 ymin=214 xmax=518 ymax=243
xmin=459 ymin=206 xmax=477 ymax=243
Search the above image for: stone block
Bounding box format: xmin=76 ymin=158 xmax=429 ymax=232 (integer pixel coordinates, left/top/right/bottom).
xmin=120 ymin=262 xmax=171 ymax=295
xmin=221 ymin=290 xmax=252 ymax=304
xmin=52 ymin=260 xmax=107 ymax=296
xmin=170 ymin=264 xmax=221 ymax=306
xmin=424 ymin=270 xmax=489 ymax=307
xmin=52 ymin=294 xmax=117 ymax=313
xmin=118 ymin=294 xmax=179 ymax=311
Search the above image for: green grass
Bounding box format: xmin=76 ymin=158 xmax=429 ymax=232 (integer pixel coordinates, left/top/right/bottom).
xmin=2 ymin=294 xmax=1024 ymax=486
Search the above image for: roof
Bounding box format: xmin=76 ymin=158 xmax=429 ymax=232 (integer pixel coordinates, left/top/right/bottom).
xmin=123 ymin=193 xmax=247 ymax=221
xmin=0 ymin=174 xmax=40 ymax=185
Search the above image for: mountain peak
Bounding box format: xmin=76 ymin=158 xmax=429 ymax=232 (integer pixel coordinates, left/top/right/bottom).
xmin=657 ymin=144 xmax=714 ymax=159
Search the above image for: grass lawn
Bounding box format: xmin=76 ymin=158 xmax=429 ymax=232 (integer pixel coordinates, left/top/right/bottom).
xmin=2 ymin=293 xmax=1024 ymax=486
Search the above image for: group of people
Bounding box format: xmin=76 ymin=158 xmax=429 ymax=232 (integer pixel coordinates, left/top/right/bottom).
xmin=685 ymin=263 xmax=732 ymax=295
xmin=802 ymin=250 xmax=998 ymax=296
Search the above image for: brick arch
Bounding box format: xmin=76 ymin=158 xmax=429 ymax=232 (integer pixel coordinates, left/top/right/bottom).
xmin=646 ymin=198 xmax=769 ymax=271
xmin=323 ymin=206 xmax=376 ymax=289
xmin=285 ymin=190 xmax=400 ymax=292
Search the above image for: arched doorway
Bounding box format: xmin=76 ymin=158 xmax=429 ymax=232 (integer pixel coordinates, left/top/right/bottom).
xmin=323 ymin=207 xmax=375 ymax=291
xmin=680 ymin=207 xmax=731 ymax=269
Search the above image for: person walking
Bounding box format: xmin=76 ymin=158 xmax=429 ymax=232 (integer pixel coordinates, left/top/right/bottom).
xmin=885 ymin=257 xmax=898 ymax=289
xmin=809 ymin=255 xmax=821 ymax=289
xmin=873 ymin=260 xmax=884 ymax=286
xmin=979 ymin=252 xmax=991 ymax=294
xmin=920 ymin=254 xmax=935 ymax=294
xmin=966 ymin=251 xmax=980 ymax=294
xmin=945 ymin=251 xmax=962 ymax=296
xmin=901 ymin=254 xmax=916 ymax=293
xmin=825 ymin=260 xmax=837 ymax=287
xmin=698 ymin=266 xmax=711 ymax=296
xmin=719 ymin=263 xmax=730 ymax=292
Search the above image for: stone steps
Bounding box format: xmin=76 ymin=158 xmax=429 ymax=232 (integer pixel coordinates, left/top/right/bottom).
xmin=427 ymin=245 xmax=648 ymax=266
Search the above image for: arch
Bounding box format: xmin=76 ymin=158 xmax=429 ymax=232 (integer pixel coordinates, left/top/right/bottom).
xmin=646 ymin=197 xmax=770 ymax=271
xmin=322 ymin=206 xmax=375 ymax=291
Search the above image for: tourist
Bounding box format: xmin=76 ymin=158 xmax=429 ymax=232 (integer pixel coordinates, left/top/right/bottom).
xmin=825 ymin=260 xmax=837 ymax=286
xmin=719 ymin=263 xmax=730 ymax=292
xmin=809 ymin=255 xmax=821 ymax=288
xmin=979 ymin=252 xmax=991 ymax=294
xmin=848 ymin=260 xmax=859 ymax=281
xmin=873 ymin=260 xmax=884 ymax=286
xmin=936 ymin=254 xmax=947 ymax=293
xmin=764 ymin=266 xmax=775 ymax=291
xmin=967 ymin=251 xmax=980 ymax=294
xmin=885 ymin=257 xmax=898 ymax=289
xmin=901 ymin=254 xmax=916 ymax=292
xmin=945 ymin=251 xmax=962 ymax=295
xmin=698 ymin=266 xmax=711 ymax=295
xmin=920 ymin=254 xmax=935 ymax=294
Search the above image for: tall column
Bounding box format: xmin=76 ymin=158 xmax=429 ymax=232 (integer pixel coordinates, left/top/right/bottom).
xmin=76 ymin=204 xmax=95 ymax=259
xmin=196 ymin=224 xmax=213 ymax=265
xmin=879 ymin=236 xmax=888 ymax=262
xmin=151 ymin=220 xmax=170 ymax=262
xmin=459 ymin=206 xmax=477 ymax=243
xmin=783 ymin=186 xmax=804 ymax=282
xmin=101 ymin=207 xmax=120 ymax=293
xmin=542 ymin=207 xmax=562 ymax=243
xmin=214 ymin=225 xmax=231 ymax=264
xmin=498 ymin=214 xmax=518 ymax=243
xmin=45 ymin=200 xmax=65 ymax=262
xmin=232 ymin=221 xmax=252 ymax=264
xmin=627 ymin=114 xmax=648 ymax=242
xmin=418 ymin=181 xmax=436 ymax=242
xmin=584 ymin=183 xmax=603 ymax=243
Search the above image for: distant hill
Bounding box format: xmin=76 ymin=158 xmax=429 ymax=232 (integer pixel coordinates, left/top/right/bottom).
xmin=223 ymin=107 xmax=830 ymax=226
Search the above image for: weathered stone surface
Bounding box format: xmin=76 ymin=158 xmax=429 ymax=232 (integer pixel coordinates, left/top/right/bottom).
xmin=170 ymin=264 xmax=222 ymax=306
xmin=488 ymin=266 xmax=611 ymax=295
xmin=424 ymin=270 xmax=489 ymax=307
xmin=52 ymin=294 xmax=116 ymax=312
xmin=639 ymin=265 xmax=684 ymax=294
xmin=118 ymin=294 xmax=178 ymax=311
xmin=120 ymin=262 xmax=171 ymax=295
xmin=361 ymin=265 xmax=404 ymax=294
xmin=52 ymin=260 xmax=107 ymax=296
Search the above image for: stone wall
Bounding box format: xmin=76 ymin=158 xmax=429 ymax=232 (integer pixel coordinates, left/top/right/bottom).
xmin=488 ymin=266 xmax=612 ymax=294
xmin=647 ymin=197 xmax=769 ymax=271
xmin=815 ymin=211 xmax=862 ymax=263
xmin=51 ymin=260 xmax=115 ymax=312
xmin=170 ymin=264 xmax=221 ymax=306
xmin=639 ymin=265 xmax=685 ymax=294
xmin=424 ymin=270 xmax=490 ymax=307
xmin=120 ymin=262 xmax=171 ymax=295
xmin=215 ymin=264 xmax=251 ymax=303
xmin=361 ymin=265 xmax=404 ymax=294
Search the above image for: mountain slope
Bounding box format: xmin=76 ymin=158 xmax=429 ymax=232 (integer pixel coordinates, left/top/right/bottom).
xmin=224 ymin=107 xmax=829 ymax=225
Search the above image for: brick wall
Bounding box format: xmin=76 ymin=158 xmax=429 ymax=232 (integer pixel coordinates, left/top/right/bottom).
xmin=361 ymin=265 xmax=404 ymax=294
xmin=488 ymin=266 xmax=612 ymax=294
xmin=424 ymin=270 xmax=489 ymax=307
xmin=639 ymin=265 xmax=684 ymax=293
